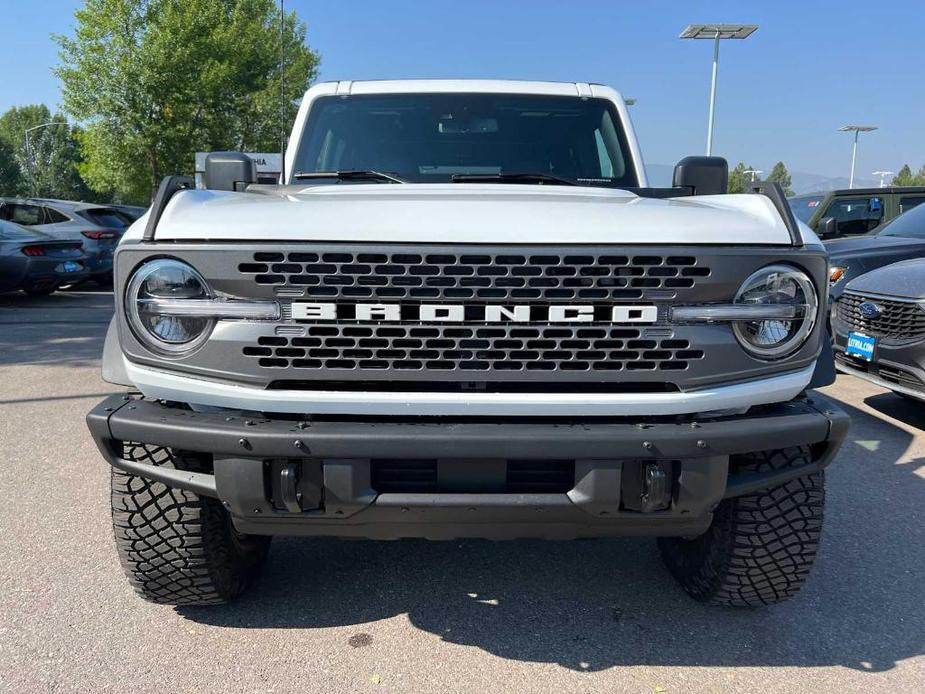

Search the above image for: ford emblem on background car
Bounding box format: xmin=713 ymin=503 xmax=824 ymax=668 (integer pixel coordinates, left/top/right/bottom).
xmin=859 ymin=301 xmax=883 ymax=319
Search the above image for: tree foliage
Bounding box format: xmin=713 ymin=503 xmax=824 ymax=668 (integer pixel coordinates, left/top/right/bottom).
xmin=0 ymin=138 xmax=20 ymax=196
xmin=727 ymin=162 xmax=762 ymax=194
xmin=0 ymin=104 xmax=91 ymax=199
xmin=767 ymin=161 xmax=794 ymax=197
xmin=892 ymin=164 xmax=925 ymax=186
xmin=54 ymin=0 xmax=320 ymax=203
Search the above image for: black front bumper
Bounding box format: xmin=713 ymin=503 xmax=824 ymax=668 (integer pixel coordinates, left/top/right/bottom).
xmin=87 ymin=394 xmax=848 ymax=540
xmin=0 ymin=255 xmax=90 ymax=293
xmin=833 ymin=321 xmax=925 ymax=399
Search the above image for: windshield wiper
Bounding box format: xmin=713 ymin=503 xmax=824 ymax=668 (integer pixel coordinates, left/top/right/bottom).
xmin=451 ymin=172 xmax=576 ymax=186
xmin=292 ymin=170 xmax=407 ymax=184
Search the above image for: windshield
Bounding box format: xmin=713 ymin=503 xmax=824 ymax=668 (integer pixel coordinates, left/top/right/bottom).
xmin=292 ymin=93 xmax=639 ymax=187
xmin=879 ymin=202 xmax=925 ymax=238
xmin=788 ymin=195 xmax=824 ymax=223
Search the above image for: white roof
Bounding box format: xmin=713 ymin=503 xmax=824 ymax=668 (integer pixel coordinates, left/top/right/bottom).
xmin=314 ymin=79 xmax=614 ymax=98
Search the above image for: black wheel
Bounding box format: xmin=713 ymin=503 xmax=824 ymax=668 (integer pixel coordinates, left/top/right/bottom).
xmin=22 ymin=284 xmax=57 ymax=297
xmin=658 ymin=446 xmax=825 ymax=607
xmin=111 ymin=444 xmax=270 ymax=605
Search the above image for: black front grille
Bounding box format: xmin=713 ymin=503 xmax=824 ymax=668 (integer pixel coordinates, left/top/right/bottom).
xmin=506 ymin=460 xmax=576 ymax=493
xmin=877 ymin=365 xmax=924 ymax=391
xmin=243 ymin=324 xmax=704 ymax=373
xmin=836 ymin=352 xmax=925 ymax=392
xmin=836 ymin=292 xmax=925 ymax=340
xmin=372 ymin=460 xmax=438 ymax=493
xmin=371 ymin=459 xmax=575 ymax=494
xmin=239 ymin=251 xmax=711 ymax=302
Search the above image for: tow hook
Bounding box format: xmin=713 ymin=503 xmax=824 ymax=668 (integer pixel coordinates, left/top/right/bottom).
xmin=622 ymin=461 xmax=674 ymax=513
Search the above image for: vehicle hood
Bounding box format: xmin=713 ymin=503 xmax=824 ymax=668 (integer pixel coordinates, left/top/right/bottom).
xmin=845 ymin=257 xmax=925 ymax=300
xmin=136 ymin=184 xmax=795 ymax=245
xmin=824 ymin=233 xmax=925 ymax=257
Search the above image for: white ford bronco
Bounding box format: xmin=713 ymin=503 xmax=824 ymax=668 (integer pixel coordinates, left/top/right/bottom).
xmin=88 ymin=80 xmax=848 ymax=607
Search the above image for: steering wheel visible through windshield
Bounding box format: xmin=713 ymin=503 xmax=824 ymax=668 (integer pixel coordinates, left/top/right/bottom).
xmin=292 ymin=93 xmax=639 ymax=188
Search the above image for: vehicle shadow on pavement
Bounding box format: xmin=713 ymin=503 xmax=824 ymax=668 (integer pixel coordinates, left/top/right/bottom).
xmin=179 ymin=393 xmax=925 ymax=674
xmin=0 ymin=291 xmax=112 ymax=368
xmin=862 ymin=391 xmax=925 ymax=430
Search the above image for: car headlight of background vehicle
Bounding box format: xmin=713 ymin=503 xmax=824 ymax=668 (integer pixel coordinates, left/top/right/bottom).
xmin=125 ymin=258 xmax=215 ymax=353
xmin=732 ymin=265 xmax=818 ymax=360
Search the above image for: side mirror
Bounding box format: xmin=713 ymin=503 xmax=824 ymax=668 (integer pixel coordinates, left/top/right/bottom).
xmin=672 ymin=156 xmax=728 ymax=195
xmin=205 ymin=152 xmax=256 ymax=192
xmin=818 ymin=217 xmax=837 ymax=238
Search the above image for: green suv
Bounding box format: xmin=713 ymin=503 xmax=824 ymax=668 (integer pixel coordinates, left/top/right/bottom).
xmin=789 ymin=186 xmax=925 ymax=239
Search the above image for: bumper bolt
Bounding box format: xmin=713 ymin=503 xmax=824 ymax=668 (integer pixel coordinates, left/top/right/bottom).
xmin=293 ymin=440 xmax=304 ymax=449
xmin=643 ymin=441 xmax=653 ymax=450
xmin=697 ymin=440 xmax=707 ymax=449
xmin=238 ymin=437 xmax=251 ymax=449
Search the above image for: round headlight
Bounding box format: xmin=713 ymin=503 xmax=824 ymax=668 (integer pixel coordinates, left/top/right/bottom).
xmin=732 ymin=265 xmax=818 ymax=360
xmin=125 ymin=258 xmax=213 ymax=354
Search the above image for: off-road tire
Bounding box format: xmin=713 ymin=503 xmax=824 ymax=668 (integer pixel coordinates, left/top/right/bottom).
xmin=657 ymin=446 xmax=825 ymax=607
xmin=111 ymin=444 xmax=270 ymax=605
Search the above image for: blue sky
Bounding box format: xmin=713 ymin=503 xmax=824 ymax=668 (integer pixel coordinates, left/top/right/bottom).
xmin=3 ymin=1 xmax=924 ymax=180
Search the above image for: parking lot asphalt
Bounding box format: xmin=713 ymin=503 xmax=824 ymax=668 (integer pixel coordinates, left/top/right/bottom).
xmin=0 ymin=289 xmax=923 ymax=694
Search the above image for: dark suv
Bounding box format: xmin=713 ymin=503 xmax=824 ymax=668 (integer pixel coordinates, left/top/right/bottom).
xmin=826 ymin=201 xmax=925 ymax=303
xmin=789 ymin=187 xmax=925 ymax=240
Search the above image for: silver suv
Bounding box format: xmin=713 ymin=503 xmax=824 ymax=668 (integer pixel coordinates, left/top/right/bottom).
xmin=0 ymin=198 xmax=133 ymax=284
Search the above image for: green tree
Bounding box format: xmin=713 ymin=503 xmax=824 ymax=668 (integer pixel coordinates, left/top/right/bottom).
xmin=0 ymin=138 xmax=21 ymax=196
xmin=728 ymin=162 xmax=762 ymax=194
xmin=0 ymin=104 xmax=91 ymax=199
xmin=54 ymin=0 xmax=320 ymax=203
xmin=767 ymin=161 xmax=794 ymax=197
xmin=893 ymin=164 xmax=915 ymax=186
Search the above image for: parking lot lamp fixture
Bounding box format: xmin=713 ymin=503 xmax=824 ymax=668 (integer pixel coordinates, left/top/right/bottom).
xmin=838 ymin=125 xmax=877 ymax=189
xmin=24 ymin=121 xmax=70 ymax=196
xmin=680 ymin=24 xmax=758 ymax=156
xmin=872 ymin=170 xmax=894 ymax=188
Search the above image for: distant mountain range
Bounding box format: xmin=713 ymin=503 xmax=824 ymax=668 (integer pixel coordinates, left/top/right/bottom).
xmin=645 ymin=164 xmax=878 ymax=195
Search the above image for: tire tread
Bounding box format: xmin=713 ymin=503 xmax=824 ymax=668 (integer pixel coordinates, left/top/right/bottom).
xmin=110 ymin=444 xmax=268 ymax=605
xmin=658 ymin=445 xmax=825 ymax=607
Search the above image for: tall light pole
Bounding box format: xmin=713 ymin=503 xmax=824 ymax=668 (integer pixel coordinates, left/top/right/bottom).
xmin=872 ymin=170 xmax=894 ymax=188
xmin=680 ymin=24 xmax=758 ymax=156
xmin=24 ymin=121 xmax=69 ymax=196
xmin=838 ymin=125 xmax=877 ymax=189
xmin=279 ymin=0 xmax=286 ymax=184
